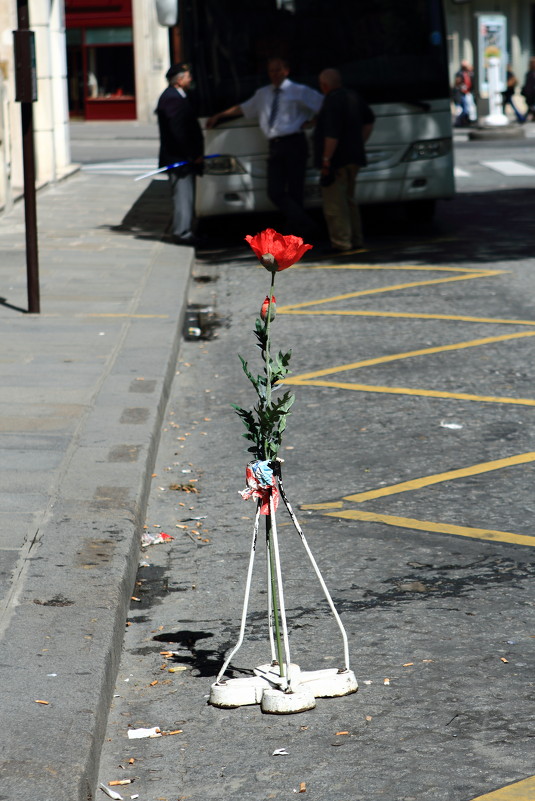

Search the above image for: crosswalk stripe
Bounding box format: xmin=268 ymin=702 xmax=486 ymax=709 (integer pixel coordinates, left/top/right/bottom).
xmin=81 ymin=160 xmax=158 ymax=176
xmin=481 ymin=159 xmax=535 ymax=176
xmin=454 ymin=167 xmax=470 ymax=177
xmin=82 ymin=169 xmax=154 ymax=175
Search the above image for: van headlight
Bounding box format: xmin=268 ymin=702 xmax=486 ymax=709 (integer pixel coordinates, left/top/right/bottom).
xmin=402 ymin=138 xmax=451 ymax=162
xmin=204 ymin=155 xmax=246 ymax=175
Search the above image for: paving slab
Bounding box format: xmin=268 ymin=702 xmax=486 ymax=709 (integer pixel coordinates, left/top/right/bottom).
xmin=0 ymin=155 xmax=193 ymax=800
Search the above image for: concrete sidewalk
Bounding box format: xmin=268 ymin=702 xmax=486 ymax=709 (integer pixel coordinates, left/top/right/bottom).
xmin=0 ymin=162 xmax=193 ymax=800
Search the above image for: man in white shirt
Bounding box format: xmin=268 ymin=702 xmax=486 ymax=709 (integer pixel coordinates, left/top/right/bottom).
xmin=207 ymin=58 xmax=323 ymax=238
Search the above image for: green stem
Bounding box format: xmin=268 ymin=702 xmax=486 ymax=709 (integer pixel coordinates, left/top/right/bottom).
xmin=263 ymin=271 xmax=283 ymax=674
xmin=263 ymin=271 xmax=276 ymax=442
xmin=266 ymin=515 xmax=284 ymax=676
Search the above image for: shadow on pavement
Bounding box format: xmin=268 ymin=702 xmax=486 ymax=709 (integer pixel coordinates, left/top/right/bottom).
xmin=107 ymin=179 xmax=172 ymax=240
xmin=0 ymin=296 xmax=27 ymax=314
xmin=357 ymin=187 xmax=535 ymax=266
xmin=107 ymin=181 xmax=535 ymax=268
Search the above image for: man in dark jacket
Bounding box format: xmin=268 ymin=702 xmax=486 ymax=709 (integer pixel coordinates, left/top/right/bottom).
xmin=314 ymin=68 xmax=374 ymax=252
xmin=156 ymin=63 xmax=204 ymax=245
xmin=521 ymin=57 xmax=535 ymax=121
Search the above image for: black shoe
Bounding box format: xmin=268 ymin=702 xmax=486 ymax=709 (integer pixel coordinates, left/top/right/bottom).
xmin=172 ymin=234 xmax=198 ymax=246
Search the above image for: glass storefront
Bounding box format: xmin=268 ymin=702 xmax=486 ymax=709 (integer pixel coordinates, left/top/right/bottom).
xmin=66 ymin=26 xmax=136 ymax=120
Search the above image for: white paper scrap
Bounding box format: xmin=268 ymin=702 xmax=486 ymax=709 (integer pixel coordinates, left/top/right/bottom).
xmin=272 ymin=748 xmax=289 ymax=756
xmin=99 ymin=783 xmax=123 ymax=800
xmin=127 ymin=726 xmax=162 ymax=739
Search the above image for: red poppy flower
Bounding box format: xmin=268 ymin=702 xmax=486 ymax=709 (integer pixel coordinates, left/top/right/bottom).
xmin=260 ymin=294 xmax=276 ymax=321
xmin=245 ymin=228 xmax=313 ymax=271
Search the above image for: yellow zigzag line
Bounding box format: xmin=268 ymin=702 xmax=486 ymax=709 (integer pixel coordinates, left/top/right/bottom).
xmin=303 ymin=452 xmax=535 ymax=547
xmin=278 ymin=269 xmax=503 ymax=312
xmin=467 ymin=775 xmax=535 ymax=801
xmin=284 ymin=331 xmax=535 ymax=405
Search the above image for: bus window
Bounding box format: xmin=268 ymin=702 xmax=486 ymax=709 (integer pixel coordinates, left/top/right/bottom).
xmin=183 ymin=0 xmax=449 ymax=114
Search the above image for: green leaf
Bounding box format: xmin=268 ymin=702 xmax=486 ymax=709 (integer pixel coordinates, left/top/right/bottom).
xmin=238 ymin=355 xmax=262 ymax=393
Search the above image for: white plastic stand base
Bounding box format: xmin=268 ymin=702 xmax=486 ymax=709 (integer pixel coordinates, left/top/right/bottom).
xmin=300 ymin=668 xmax=358 ymax=698
xmin=209 ymin=676 xmax=267 ymax=708
xmin=261 ymin=686 xmax=316 ymax=714
xmin=209 ymin=664 xmax=358 ymax=712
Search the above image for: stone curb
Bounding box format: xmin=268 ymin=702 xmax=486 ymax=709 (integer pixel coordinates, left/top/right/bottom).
xmin=468 ymin=124 xmax=526 ymax=141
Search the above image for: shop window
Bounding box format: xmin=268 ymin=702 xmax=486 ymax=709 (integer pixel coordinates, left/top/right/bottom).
xmin=87 ymin=45 xmax=135 ymax=99
xmin=66 ymin=24 xmax=136 ymax=119
xmin=85 ymin=27 xmax=134 ymax=100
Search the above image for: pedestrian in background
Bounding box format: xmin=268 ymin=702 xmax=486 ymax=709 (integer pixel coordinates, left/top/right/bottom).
xmin=156 ymin=63 xmax=204 ymax=246
xmin=521 ymin=57 xmax=535 ymax=121
xmin=313 ymin=68 xmax=374 ymax=253
xmin=453 ymin=60 xmax=477 ymax=127
xmin=502 ymin=65 xmax=525 ymax=122
xmin=206 ymin=57 xmax=323 ymax=238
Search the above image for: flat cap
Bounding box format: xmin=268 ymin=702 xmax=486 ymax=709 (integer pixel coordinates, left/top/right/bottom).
xmin=166 ymin=63 xmax=191 ymax=80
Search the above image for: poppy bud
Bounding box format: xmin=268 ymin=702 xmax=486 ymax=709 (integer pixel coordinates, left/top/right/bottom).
xmin=260 ymin=294 xmax=276 ymax=321
xmin=259 ymin=252 xmax=279 ymax=272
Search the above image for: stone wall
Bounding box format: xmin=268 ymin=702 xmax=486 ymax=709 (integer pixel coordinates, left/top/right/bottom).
xmin=0 ymin=0 xmax=74 ymax=214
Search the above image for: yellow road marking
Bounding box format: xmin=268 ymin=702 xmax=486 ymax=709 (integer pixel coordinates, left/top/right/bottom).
xmin=284 ymin=379 xmax=535 ymax=406
xmin=304 ymin=453 xmax=535 ymax=546
xmin=468 ymin=776 xmax=535 ymax=800
xmin=293 ymin=264 xmax=495 ymax=273
xmin=287 ymin=264 xmax=535 ymax=549
xmin=279 ymin=309 xmax=535 ymax=326
xmin=324 ymin=509 xmax=535 ymax=547
xmin=286 ymin=331 xmax=535 ymax=382
xmin=40 ymin=313 xmax=169 ymax=319
xmin=284 ymin=378 xmax=535 ymax=406
xmin=278 ymin=272 xmax=502 ymax=312
xmin=301 ymin=501 xmax=344 ymax=510
xmin=344 ymin=452 xmax=535 ymax=503
xmin=82 ymin=313 xmax=169 ymax=318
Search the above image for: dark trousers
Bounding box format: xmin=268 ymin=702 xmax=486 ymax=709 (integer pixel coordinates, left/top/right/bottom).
xmin=267 ymin=133 xmax=314 ymax=237
xmin=502 ymin=94 xmax=526 ymax=122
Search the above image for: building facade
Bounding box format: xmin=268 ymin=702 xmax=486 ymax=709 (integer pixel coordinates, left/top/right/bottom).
xmin=0 ymin=0 xmax=169 ymax=215
xmin=64 ymin=0 xmax=169 ymax=122
xmin=0 ymin=0 xmax=72 ymax=213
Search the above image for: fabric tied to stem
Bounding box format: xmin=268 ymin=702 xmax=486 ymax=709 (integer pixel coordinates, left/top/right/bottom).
xmin=239 ymin=460 xmax=280 ymax=515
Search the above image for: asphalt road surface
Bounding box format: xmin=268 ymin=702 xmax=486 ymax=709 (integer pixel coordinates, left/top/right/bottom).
xmin=93 ymin=128 xmax=535 ymax=801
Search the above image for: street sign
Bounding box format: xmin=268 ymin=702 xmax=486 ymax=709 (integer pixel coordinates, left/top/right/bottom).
xmin=13 ymin=29 xmax=37 ymax=103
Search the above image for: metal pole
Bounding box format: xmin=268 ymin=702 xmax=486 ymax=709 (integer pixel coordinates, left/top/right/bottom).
xmin=20 ymin=101 xmax=39 ymax=313
xmin=16 ymin=0 xmax=40 ymax=313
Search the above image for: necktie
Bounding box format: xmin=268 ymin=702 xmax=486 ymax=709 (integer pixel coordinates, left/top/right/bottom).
xmin=269 ymin=87 xmax=281 ymax=129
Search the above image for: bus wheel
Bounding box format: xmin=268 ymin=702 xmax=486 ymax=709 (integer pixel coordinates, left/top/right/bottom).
xmin=405 ymin=199 xmax=436 ymax=225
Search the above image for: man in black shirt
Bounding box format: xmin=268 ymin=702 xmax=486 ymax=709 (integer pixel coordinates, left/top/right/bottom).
xmin=314 ymin=69 xmax=375 ymax=252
